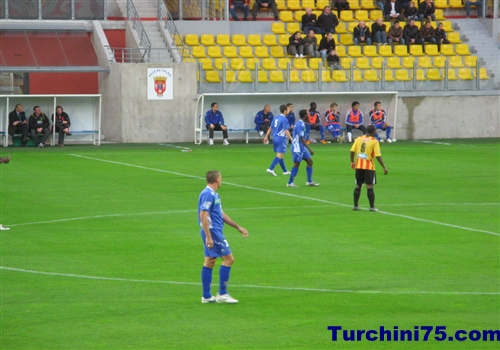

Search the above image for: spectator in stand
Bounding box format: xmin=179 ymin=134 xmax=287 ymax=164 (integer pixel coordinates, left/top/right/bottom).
xmin=418 ymin=0 xmax=436 ymax=21
xmin=434 ymin=22 xmax=450 ymax=52
xmin=403 ymin=1 xmax=419 ymax=21
xmin=419 ymin=20 xmax=436 ymax=46
xmin=51 ymin=105 xmax=72 ymax=147
xmin=397 ymin=0 xmax=411 ymax=10
xmin=377 ymin=0 xmax=386 ymax=13
xmin=372 ymin=18 xmax=387 ymax=45
xmin=29 ymin=106 xmax=51 ymax=148
xmin=229 ymin=0 xmax=249 ymax=21
xmin=354 ymin=21 xmax=372 ymax=45
xmin=465 ymin=0 xmax=483 ymax=18
xmin=8 ymin=103 xmax=29 ymax=147
xmin=385 ymin=0 xmax=404 ymax=21
xmin=327 ymin=50 xmax=342 ymax=69
xmin=303 ymin=30 xmax=320 ymax=57
xmin=302 ymin=7 xmax=321 ymax=34
xmin=252 ymin=0 xmax=279 ymax=21
xmin=403 ymin=19 xmax=420 ymax=47
xmin=254 ymin=104 xmax=274 ymax=137
xmin=317 ymin=6 xmax=339 ymax=34
xmin=333 ymin=0 xmax=350 ymax=17
xmin=388 ymin=20 xmax=406 ymax=45
xmin=288 ymin=31 xmax=305 ymax=58
xmin=319 ymin=32 xmax=336 ymax=61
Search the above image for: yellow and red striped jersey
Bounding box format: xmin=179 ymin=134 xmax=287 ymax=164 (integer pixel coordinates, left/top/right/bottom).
xmin=350 ymin=135 xmax=381 ymax=170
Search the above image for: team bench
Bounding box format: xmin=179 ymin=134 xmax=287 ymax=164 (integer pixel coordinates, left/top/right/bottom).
xmin=4 ymin=130 xmax=100 ymax=147
xmin=202 ymin=128 xmax=254 ymax=144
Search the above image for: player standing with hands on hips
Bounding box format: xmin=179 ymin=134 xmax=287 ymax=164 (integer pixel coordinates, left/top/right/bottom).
xmin=350 ymin=125 xmax=388 ymax=211
xmin=199 ymin=170 xmax=248 ymax=304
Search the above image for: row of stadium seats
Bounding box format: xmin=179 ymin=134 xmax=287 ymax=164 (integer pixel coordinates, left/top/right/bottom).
xmin=202 ymin=68 xmax=489 ymax=83
xmin=278 ymin=9 xmax=447 ymax=22
xmin=195 ymin=56 xmax=480 ymax=71
xmin=189 ymin=43 xmax=472 ymax=59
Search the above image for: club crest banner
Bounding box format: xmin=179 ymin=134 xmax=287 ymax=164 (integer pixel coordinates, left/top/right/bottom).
xmin=147 ymin=68 xmax=173 ymax=100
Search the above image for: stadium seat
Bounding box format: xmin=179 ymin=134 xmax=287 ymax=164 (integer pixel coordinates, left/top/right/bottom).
xmin=302 ymin=0 xmax=315 ymax=9
xmin=371 ymin=57 xmax=384 ymax=69
xmin=384 ymin=69 xmax=396 ymax=81
xmin=238 ymin=71 xmax=254 ymax=83
xmin=223 ymin=46 xmax=239 ymax=58
xmin=246 ymin=58 xmax=260 ymax=69
xmin=287 ymin=0 xmax=302 ymax=11
xmin=449 ymin=56 xmax=464 ymax=68
xmin=174 ymin=34 xmax=183 ymax=46
xmin=258 ymin=70 xmax=269 ymax=82
xmin=316 ymin=0 xmax=330 ymax=10
xmin=433 ymin=56 xmax=446 ymax=68
xmin=361 ymin=0 xmax=378 ymax=9
xmin=409 ymin=45 xmax=425 ymax=56
xmin=262 ymin=58 xmax=277 ymax=70
xmin=185 ymin=34 xmax=199 ymax=46
xmin=248 ymin=34 xmax=262 ymax=46
xmin=425 ymin=44 xmax=439 ymax=56
xmin=192 ymin=46 xmax=206 ymax=58
xmin=379 ymin=45 xmax=394 ymax=57
xmin=365 ymin=69 xmax=380 ymax=81
xmin=279 ymin=34 xmax=290 ymax=46
xmin=402 ymin=56 xmax=415 ymax=68
xmin=387 ymin=57 xmax=402 ymax=69
xmin=280 ymin=11 xmax=294 ymax=22
xmin=270 ymin=46 xmax=286 ymax=57
xmin=363 ymin=45 xmax=378 ymax=57
xmin=272 ymin=22 xmax=287 ymax=34
xmin=340 ymin=34 xmax=354 ymax=46
xmin=341 ymin=57 xmax=354 ymax=69
xmin=302 ymin=70 xmax=318 ymax=82
xmin=335 ymin=22 xmax=347 ymax=34
xmin=417 ymin=56 xmax=432 ymax=68
xmin=347 ymin=22 xmax=359 ymax=33
xmin=356 ymin=10 xmax=370 ymax=21
xmin=434 ymin=0 xmax=448 ymax=8
xmin=355 ymin=57 xmax=371 ymax=69
xmin=270 ymin=70 xmax=286 ymax=82
xmin=395 ymin=69 xmax=411 ymax=81
xmin=332 ymin=70 xmax=349 ymax=82
xmin=464 ymin=55 xmax=478 ymax=67
xmin=314 ymin=34 xmax=323 ymax=44
xmin=216 ymin=34 xmax=231 ymax=46
xmin=456 ymin=44 xmax=471 ymax=56
xmin=340 ymin=11 xmax=355 ymax=21
xmin=458 ymin=68 xmax=473 ymax=80
xmin=278 ymin=58 xmax=292 ymax=69
xmin=321 ymin=70 xmax=333 ymax=82
xmin=434 ymin=9 xmax=445 ymax=20
xmin=205 ymin=71 xmax=221 ymax=83
xmin=231 ymin=58 xmax=245 ymax=70
xmin=348 ymin=46 xmax=363 ymax=57
xmin=290 ymin=70 xmax=301 ymax=82
xmin=442 ymin=21 xmax=454 ymax=32
xmin=214 ymin=58 xmax=229 ymax=70
xmin=264 ymin=34 xmax=278 ymax=46
xmin=309 ymin=58 xmax=323 ymax=69
xmin=255 ymin=46 xmax=270 ymax=58
xmin=239 ymin=46 xmax=254 ymax=58
xmin=479 ymin=67 xmax=489 ymax=80
xmin=447 ymin=32 xmax=462 ymax=44
xmin=293 ymin=58 xmax=308 ymax=69
xmin=198 ymin=58 xmax=214 ymax=70
xmin=353 ymin=70 xmax=364 ymax=82
xmin=440 ymin=44 xmax=455 ymax=56
xmin=296 ymin=10 xmax=306 ymax=20
xmin=449 ymin=0 xmax=464 ymax=8
xmin=208 ymin=46 xmax=223 ymax=58
xmin=447 ymin=68 xmax=458 ymax=80
xmin=201 ymin=34 xmax=216 ymax=46
xmin=427 ymin=69 xmax=442 ymax=80
xmin=416 ymin=69 xmax=426 ymax=81
xmin=232 ymin=34 xmax=246 ymax=46
xmin=350 ymin=0 xmax=362 ymax=10
xmin=225 ymin=71 xmax=237 ymax=83
xmin=336 ymin=46 xmax=348 ymax=57
xmin=287 ymin=22 xmax=301 ymax=33
xmin=275 ymin=0 xmax=286 ymax=10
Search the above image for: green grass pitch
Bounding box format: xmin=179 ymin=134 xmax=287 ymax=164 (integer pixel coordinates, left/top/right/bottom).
xmin=1 ymin=139 xmax=499 ymax=349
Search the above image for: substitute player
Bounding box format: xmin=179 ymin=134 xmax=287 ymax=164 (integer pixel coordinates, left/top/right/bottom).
xmin=264 ymin=105 xmax=293 ymax=176
xmin=345 ymin=101 xmax=367 ymax=143
xmin=325 ymin=102 xmax=344 ymax=143
xmin=350 ymin=125 xmax=388 ymax=211
xmin=369 ymin=101 xmax=394 ymax=143
xmin=287 ymin=110 xmax=320 ymax=187
xmin=199 ymin=170 xmax=248 ymax=304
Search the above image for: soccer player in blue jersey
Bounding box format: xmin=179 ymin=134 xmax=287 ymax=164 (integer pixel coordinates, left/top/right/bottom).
xmin=263 ymin=104 xmax=293 ymax=176
xmin=199 ymin=170 xmax=249 ymax=304
xmin=287 ymin=110 xmax=320 ymax=187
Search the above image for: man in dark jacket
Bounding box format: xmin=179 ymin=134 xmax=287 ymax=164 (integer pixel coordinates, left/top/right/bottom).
xmin=288 ymin=31 xmax=305 ymax=57
xmin=252 ymin=0 xmax=279 ymax=20
xmin=317 ymin=6 xmax=339 ymax=34
xmin=29 ymin=106 xmax=51 ymax=148
xmin=8 ymin=103 xmax=29 ymax=147
xmin=418 ymin=0 xmax=435 ymax=21
xmin=353 ymin=21 xmax=372 ymax=45
xmin=419 ymin=21 xmax=436 ymax=46
xmin=403 ymin=19 xmax=420 ymax=47
xmin=385 ymin=0 xmax=404 ymax=21
xmin=302 ymin=7 xmax=321 ymax=33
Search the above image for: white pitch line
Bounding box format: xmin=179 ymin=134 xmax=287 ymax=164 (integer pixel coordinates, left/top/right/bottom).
xmin=414 ymin=140 xmax=452 ymax=145
xmin=1 ymin=266 xmax=498 ymax=296
xmin=379 ymin=203 xmax=498 ymax=207
xmin=69 ymin=154 xmax=500 ymax=237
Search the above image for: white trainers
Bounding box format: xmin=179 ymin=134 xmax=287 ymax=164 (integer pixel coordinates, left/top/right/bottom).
xmin=201 ymin=296 xmax=216 ymax=304
xmin=369 ymin=207 xmax=379 ymax=212
xmin=286 ymin=183 xmax=299 ymax=187
xmin=266 ymin=169 xmax=277 ymax=176
xmin=299 ymin=54 xmax=304 ymax=58
xmin=215 ymin=293 xmax=238 ymax=304
xmin=0 ymin=225 xmax=10 ymax=231
xmin=223 ymin=139 xmax=230 ymax=146
xmin=283 ymin=171 xmax=291 ymax=175
xmin=379 ymin=139 xmax=385 ymax=143
xmin=295 ymin=54 xmax=299 ymax=58
xmin=306 ymin=181 xmax=320 ymax=186
xmin=386 ymin=138 xmax=393 ymax=143
xmin=259 ymin=131 xmax=264 ymax=137
xmin=209 ymin=139 xmax=214 ymax=146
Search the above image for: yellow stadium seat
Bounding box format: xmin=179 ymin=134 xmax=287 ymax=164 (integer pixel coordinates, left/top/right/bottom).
xmin=232 ymin=34 xmax=246 ymax=46
xmin=278 ymin=58 xmax=292 ymax=69
xmin=287 ymin=0 xmax=302 ymax=11
xmin=427 ymin=69 xmax=442 ymax=80
xmin=394 ymin=45 xmax=409 ymax=57
xmin=348 ymin=46 xmax=363 ymax=57
xmin=479 ymin=68 xmax=489 ymax=80
xmin=395 ymin=69 xmax=411 ymax=81
xmin=447 ymin=32 xmax=462 ymax=44
xmin=198 ymin=58 xmax=214 ymax=70
xmin=280 ymin=10 xmax=294 ymax=22
xmin=270 ymin=46 xmax=286 ymax=57
xmin=340 ymin=34 xmax=354 ymax=46
xmin=418 ymin=56 xmax=432 ymax=68
xmin=185 ymin=34 xmax=199 ymax=46
xmin=361 ymin=0 xmax=378 ymax=9
xmin=302 ymin=70 xmax=318 ymax=82
xmin=353 ymin=70 xmax=364 ymax=82
xmin=365 ymin=69 xmax=380 ymax=81
xmin=447 ymin=68 xmax=458 ymax=80
xmin=416 ymin=69 xmax=426 ymax=80
xmin=449 ymin=56 xmax=464 ymax=68
xmin=333 ymin=70 xmax=349 ymax=82
xmin=402 ymin=56 xmax=415 ymax=68
xmin=464 ymin=55 xmax=477 ymax=67
xmin=223 ymin=46 xmax=239 ymax=58
xmin=174 ymin=34 xmax=182 ymax=46
xmin=289 ymin=70 xmax=301 ymax=82
xmin=433 ymin=56 xmax=446 ymax=68
xmin=340 ymin=10 xmax=355 ymax=21
xmin=258 ymin=70 xmax=269 ymax=82
xmin=302 ymin=0 xmax=315 ymax=9
xmin=379 ymin=45 xmax=394 ymax=57
xmin=336 ymin=46 xmax=348 ymax=57
xmin=355 ymin=57 xmax=371 ymax=69
xmin=309 ymin=58 xmax=323 ymax=69
xmin=262 ymin=58 xmax=277 ymax=70
xmin=208 ymin=46 xmax=223 ymax=58
xmin=278 ymin=34 xmax=290 ymax=46
xmin=216 ymin=34 xmax=231 ymax=46
xmin=409 ymin=45 xmax=425 ymax=56
xmin=225 ymin=71 xmax=237 ymax=83
xmin=371 ymin=57 xmax=384 ymax=69
xmin=314 ymin=34 xmax=323 ymax=44
xmin=341 ymin=57 xmax=354 ymax=69
xmin=239 ymin=46 xmax=254 ymax=58
xmin=317 ymin=0 xmax=330 ymax=10
xmin=287 ymin=22 xmax=301 ymax=33
xmin=458 ymin=68 xmax=473 ymax=80
xmin=255 ymin=46 xmax=269 ymax=58
xmin=296 ymin=10 xmax=305 ymax=19
xmin=264 ymin=34 xmax=278 ymax=46
xmin=350 ymin=0 xmax=362 ymax=10
xmin=442 ymin=21 xmax=454 ymax=32
xmin=275 ymin=0 xmax=286 ymax=10
xmin=335 ymin=22 xmax=347 ymax=34
xmin=440 ymin=44 xmax=455 ymax=56
xmin=425 ymin=44 xmax=439 ymax=56
xmin=231 ymin=58 xmax=245 ymax=70
xmin=434 ymin=0 xmax=448 ymax=8
xmin=269 ymin=70 xmax=286 ymax=82
xmin=361 ymin=45 xmax=377 ymax=57
xmin=192 ymin=46 xmax=206 ymax=58
xmin=201 ymin=34 xmax=216 ymax=46
xmin=347 ymin=21 xmax=359 ymax=33
xmin=356 ymin=10 xmax=370 ymax=21
xmin=205 ymin=71 xmax=221 ymax=83
xmin=238 ymin=71 xmax=254 ymax=83
xmin=434 ymin=9 xmax=445 ymax=20
xmin=321 ymin=70 xmax=333 ymax=82
xmin=214 ymin=58 xmax=229 ymax=70
xmin=272 ymin=22 xmax=287 ymax=34
xmin=246 ymin=58 xmax=260 ymax=70
xmin=449 ymin=0 xmax=464 ymax=8
xmin=384 ymin=69 xmax=396 ymax=81
xmin=456 ymin=44 xmax=471 ymax=55
xmin=248 ymin=34 xmax=262 ymax=46
xmin=387 ymin=57 xmax=402 ymax=69
xmin=293 ymin=58 xmax=308 ymax=70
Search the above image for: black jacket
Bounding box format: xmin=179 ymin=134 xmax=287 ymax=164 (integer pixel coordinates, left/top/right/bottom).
xmin=8 ymin=109 xmax=28 ymax=134
xmin=29 ymin=113 xmax=50 ymax=130
xmin=418 ymin=2 xmax=435 ymax=17
xmin=302 ymin=13 xmax=318 ymax=30
xmin=384 ymin=1 xmax=403 ymax=16
xmin=317 ymin=12 xmax=339 ymax=31
xmin=288 ymin=34 xmax=304 ymax=49
xmin=403 ymin=24 xmax=419 ymax=41
xmin=319 ymin=36 xmax=336 ymax=52
xmin=353 ymin=25 xmax=371 ymax=40
xmin=52 ymin=112 xmax=71 ymax=128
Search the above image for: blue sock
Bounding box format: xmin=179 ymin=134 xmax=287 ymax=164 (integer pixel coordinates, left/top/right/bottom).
xmin=305 ymin=125 xmax=311 ymax=140
xmin=306 ymin=166 xmax=313 ymax=182
xmin=278 ymin=158 xmax=287 ymax=172
xmin=320 ymin=126 xmax=325 ymax=140
xmin=219 ymin=265 xmax=231 ymax=295
xmin=288 ymin=166 xmax=299 ymax=184
xmin=201 ymin=266 xmax=213 ymax=299
xmin=269 ymin=157 xmax=279 ymax=170
xmin=386 ymin=126 xmax=392 ymax=139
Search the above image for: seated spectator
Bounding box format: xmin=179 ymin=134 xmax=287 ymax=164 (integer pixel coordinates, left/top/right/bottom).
xmin=334 ymin=0 xmax=350 ymax=17
xmin=317 ymin=6 xmax=339 ymax=34
xmin=306 ymin=102 xmax=326 ymax=144
xmin=465 ymin=0 xmax=483 ymax=18
xmin=8 ymin=103 xmax=29 ymax=147
xmin=325 ymin=103 xmax=343 ymax=143
xmin=377 ymin=0 xmax=386 ymax=12
xmin=51 ymin=105 xmax=71 ymax=147
xmin=319 ymin=32 xmax=336 ymax=60
xmin=372 ymin=18 xmax=387 ymax=45
xmin=388 ymin=20 xmax=406 ymax=45
xmin=434 ymin=22 xmax=450 ymax=51
xmin=354 ymin=21 xmax=372 ymax=45
xmin=29 ymin=106 xmax=50 ymax=148
xmin=403 ymin=1 xmax=419 ymax=21
xmin=288 ymin=31 xmax=305 ymax=58
xmin=302 ymin=7 xmax=321 ymax=34
xmin=303 ymin=30 xmax=320 ymax=57
xmin=419 ymin=20 xmax=436 ymax=45
xmin=403 ymin=19 xmax=420 ymax=47
xmin=254 ymin=104 xmax=274 ymax=137
xmin=205 ymin=102 xmax=229 ymax=146
xmin=385 ymin=0 xmax=404 ymax=21
xmin=418 ymin=0 xmax=435 ymax=21
xmin=327 ymin=50 xmax=342 ymax=70
xmin=252 ymin=0 xmax=279 ymax=21
xmin=229 ymin=0 xmax=249 ymax=21
xmin=397 ymin=0 xmax=411 ymax=10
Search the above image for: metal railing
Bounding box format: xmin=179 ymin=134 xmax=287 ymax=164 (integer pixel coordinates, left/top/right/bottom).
xmin=110 ymin=47 xmax=173 ymax=63
xmin=126 ymin=0 xmax=152 ymax=61
xmin=159 ymin=0 xmax=187 ymax=62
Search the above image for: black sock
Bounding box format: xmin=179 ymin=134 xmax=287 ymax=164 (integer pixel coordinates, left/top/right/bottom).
xmin=353 ymin=188 xmax=361 ymax=206
xmin=367 ymin=188 xmax=375 ymax=208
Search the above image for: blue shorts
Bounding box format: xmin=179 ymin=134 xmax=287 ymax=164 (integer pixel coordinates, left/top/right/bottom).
xmin=373 ymin=122 xmax=386 ymax=130
xmin=292 ymin=149 xmax=311 ymax=163
xmin=273 ymin=136 xmax=287 ymax=154
xmin=200 ymin=229 xmax=232 ymax=258
xmin=325 ymin=124 xmax=340 ymax=132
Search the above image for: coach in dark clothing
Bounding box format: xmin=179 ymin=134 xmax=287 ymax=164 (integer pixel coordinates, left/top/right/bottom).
xmin=317 ymin=6 xmax=339 ymax=34
xmin=29 ymin=106 xmax=51 ymax=148
xmin=8 ymin=103 xmax=29 ymax=147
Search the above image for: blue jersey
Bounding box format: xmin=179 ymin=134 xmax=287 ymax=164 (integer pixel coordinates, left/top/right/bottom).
xmin=291 ymin=119 xmax=306 ymax=153
xmin=271 ymin=114 xmax=290 ymax=139
xmin=198 ymin=186 xmax=224 ymax=232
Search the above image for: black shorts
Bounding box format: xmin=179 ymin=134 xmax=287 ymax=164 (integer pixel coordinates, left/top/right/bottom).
xmin=355 ymin=169 xmax=376 ymax=185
